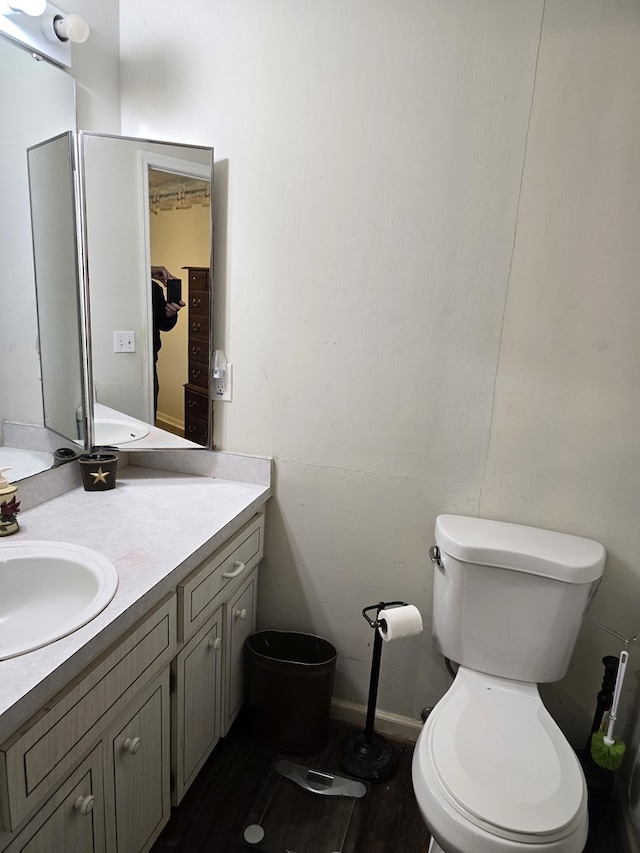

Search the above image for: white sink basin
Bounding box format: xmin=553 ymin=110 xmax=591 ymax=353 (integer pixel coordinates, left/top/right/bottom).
xmin=94 ymin=418 xmax=150 ymax=446
xmin=0 ymin=541 xmax=119 ymax=659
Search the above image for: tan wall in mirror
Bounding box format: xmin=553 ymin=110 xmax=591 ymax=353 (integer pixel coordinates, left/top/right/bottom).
xmin=151 ymin=204 xmax=211 ymax=430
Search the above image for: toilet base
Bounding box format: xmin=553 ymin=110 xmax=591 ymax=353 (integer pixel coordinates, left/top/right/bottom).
xmin=429 ymin=838 xmax=445 ymax=853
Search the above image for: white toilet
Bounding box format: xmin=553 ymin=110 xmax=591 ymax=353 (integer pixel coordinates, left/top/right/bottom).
xmin=412 ymin=514 xmax=606 ymax=853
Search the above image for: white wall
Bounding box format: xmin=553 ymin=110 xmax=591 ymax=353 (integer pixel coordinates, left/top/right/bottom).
xmin=116 ymin=0 xmax=640 ymax=835
xmin=119 ymin=0 xmax=544 ymax=719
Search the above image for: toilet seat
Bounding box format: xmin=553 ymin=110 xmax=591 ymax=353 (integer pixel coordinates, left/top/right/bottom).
xmin=423 ymin=668 xmax=585 ymax=844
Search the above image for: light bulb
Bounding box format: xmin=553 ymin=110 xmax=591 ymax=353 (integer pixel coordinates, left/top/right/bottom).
xmin=0 ymin=0 xmax=46 ymax=15
xmin=52 ymin=12 xmax=89 ymax=43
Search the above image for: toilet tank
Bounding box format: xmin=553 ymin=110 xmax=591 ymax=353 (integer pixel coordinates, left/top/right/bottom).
xmin=432 ymin=515 xmax=606 ymax=683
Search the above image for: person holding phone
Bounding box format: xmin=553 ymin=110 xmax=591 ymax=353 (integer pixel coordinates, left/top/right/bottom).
xmin=150 ymin=266 xmax=186 ymax=420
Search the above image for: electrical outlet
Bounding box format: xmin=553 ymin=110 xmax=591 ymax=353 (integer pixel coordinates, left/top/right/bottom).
xmin=114 ymin=331 xmax=136 ymax=352
xmin=213 ymin=363 xmax=233 ymax=402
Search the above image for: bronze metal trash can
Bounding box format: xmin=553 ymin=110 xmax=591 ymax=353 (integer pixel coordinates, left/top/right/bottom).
xmin=246 ymin=631 xmax=337 ymax=753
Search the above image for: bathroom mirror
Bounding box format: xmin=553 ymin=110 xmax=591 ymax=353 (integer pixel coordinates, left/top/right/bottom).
xmin=0 ymin=35 xmax=77 ymax=480
xmin=79 ymin=132 xmax=213 ymax=450
xmin=26 ymin=130 xmax=214 ymax=452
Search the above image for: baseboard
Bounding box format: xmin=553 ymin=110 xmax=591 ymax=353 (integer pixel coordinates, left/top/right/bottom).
xmin=330 ymin=699 xmax=423 ymax=744
xmin=155 ymin=415 xmax=184 ymax=436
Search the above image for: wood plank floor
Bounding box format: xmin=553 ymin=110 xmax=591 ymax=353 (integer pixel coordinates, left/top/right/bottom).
xmin=152 ymin=711 xmax=626 ymax=853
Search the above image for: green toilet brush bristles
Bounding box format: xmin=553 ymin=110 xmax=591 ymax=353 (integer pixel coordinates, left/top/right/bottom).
xmin=591 ymin=649 xmax=629 ymax=770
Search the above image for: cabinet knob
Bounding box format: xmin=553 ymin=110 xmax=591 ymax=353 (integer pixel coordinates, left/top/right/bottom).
xmin=208 ymin=636 xmax=222 ymax=651
xmin=73 ymin=795 xmax=95 ymax=816
xmin=235 ymin=608 xmax=248 ymax=621
xmin=123 ymin=736 xmax=142 ymax=755
xmin=222 ymin=560 xmax=245 ymax=579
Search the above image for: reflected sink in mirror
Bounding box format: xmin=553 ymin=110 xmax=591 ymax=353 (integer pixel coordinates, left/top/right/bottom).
xmin=0 ymin=447 xmax=54 ymax=481
xmin=94 ymin=418 xmax=150 ymax=446
xmin=0 ymin=541 xmax=118 ymax=659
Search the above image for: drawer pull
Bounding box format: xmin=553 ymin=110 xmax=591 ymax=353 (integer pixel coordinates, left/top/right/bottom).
xmin=192 ymin=322 xmax=201 ymax=332
xmin=235 ymin=608 xmax=248 ymax=622
xmin=74 ymin=795 xmax=95 ymax=816
xmin=223 ymin=560 xmax=246 ymax=579
xmin=187 ymin=399 xmax=197 ymax=408
xmin=208 ymin=636 xmax=222 ymax=651
xmin=123 ymin=736 xmax=142 ymax=755
xmin=191 ymin=297 xmax=201 ymax=308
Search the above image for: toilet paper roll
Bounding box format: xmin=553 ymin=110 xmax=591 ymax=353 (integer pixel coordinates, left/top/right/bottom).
xmin=378 ymin=605 xmax=423 ymax=642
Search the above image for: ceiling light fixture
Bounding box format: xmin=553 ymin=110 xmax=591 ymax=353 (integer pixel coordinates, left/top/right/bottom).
xmin=0 ymin=1 xmax=90 ymax=66
xmin=42 ymin=9 xmax=89 ymax=43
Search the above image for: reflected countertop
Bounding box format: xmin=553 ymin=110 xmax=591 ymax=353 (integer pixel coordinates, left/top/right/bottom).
xmin=0 ymin=455 xmax=271 ymax=742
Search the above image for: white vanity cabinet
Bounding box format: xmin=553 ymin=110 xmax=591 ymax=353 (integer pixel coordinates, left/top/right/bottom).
xmin=4 ymin=745 xmax=106 ymax=853
xmin=223 ymin=570 xmax=258 ymax=736
xmin=104 ymin=671 xmax=171 ymax=853
xmin=0 ymin=508 xmax=267 ymax=852
xmin=0 ymin=595 xmax=177 ymax=853
xmin=171 ymin=605 xmax=224 ymax=804
xmin=172 ymin=512 xmax=264 ymax=804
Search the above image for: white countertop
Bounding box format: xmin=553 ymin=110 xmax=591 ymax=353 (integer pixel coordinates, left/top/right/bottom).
xmin=0 ymin=461 xmax=271 ymax=741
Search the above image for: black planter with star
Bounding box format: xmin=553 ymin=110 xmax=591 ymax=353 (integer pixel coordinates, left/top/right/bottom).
xmin=78 ymin=453 xmax=118 ymax=491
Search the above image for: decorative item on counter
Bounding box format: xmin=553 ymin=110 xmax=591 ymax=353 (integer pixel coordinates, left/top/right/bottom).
xmin=0 ymin=468 xmax=20 ymax=536
xmin=78 ymin=453 xmax=118 ymax=492
xmin=53 ymin=447 xmax=80 ymax=466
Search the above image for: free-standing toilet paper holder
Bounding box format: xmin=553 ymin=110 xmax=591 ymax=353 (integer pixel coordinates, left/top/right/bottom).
xmin=338 ymin=600 xmax=406 ymax=783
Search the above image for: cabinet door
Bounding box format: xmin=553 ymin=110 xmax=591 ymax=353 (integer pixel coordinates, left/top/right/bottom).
xmin=105 ymin=671 xmax=170 ymax=853
xmin=172 ymin=606 xmax=223 ymax=805
xmin=5 ymin=745 xmax=105 ymax=853
xmin=223 ymin=571 xmax=258 ymax=736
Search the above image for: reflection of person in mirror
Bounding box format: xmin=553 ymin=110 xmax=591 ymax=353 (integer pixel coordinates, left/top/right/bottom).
xmin=151 ymin=266 xmax=185 ymax=421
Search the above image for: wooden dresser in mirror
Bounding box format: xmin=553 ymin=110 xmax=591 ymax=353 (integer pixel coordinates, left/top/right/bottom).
xmin=183 ymin=266 xmax=211 ymax=446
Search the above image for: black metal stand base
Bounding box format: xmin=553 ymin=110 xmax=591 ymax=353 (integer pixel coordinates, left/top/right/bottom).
xmin=338 ymin=730 xmax=397 ymax=783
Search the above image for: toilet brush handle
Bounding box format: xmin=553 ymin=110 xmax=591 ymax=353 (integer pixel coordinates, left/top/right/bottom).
xmin=604 ymin=650 xmax=628 ymax=745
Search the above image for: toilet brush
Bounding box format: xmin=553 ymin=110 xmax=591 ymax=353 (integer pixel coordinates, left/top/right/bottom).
xmin=591 ymin=650 xmax=629 ymax=770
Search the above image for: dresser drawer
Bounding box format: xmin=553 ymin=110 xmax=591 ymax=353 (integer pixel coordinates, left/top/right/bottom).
xmin=184 ymin=416 xmax=209 ymax=447
xmin=188 ymin=358 xmax=209 ymax=390
xmin=186 ymin=268 xmax=209 ymax=291
xmin=0 ymin=596 xmax=176 ymax=832
xmin=189 ymin=340 xmax=208 ymax=364
xmin=189 ymin=314 xmax=209 ymax=342
xmin=178 ymin=514 xmax=264 ymax=643
xmin=188 ymin=291 xmax=208 ymax=317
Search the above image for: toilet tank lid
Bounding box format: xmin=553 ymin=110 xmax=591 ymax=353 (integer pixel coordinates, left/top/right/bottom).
xmin=435 ymin=515 xmax=606 ymax=583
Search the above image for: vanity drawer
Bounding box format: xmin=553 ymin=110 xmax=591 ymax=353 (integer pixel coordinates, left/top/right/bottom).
xmin=0 ymin=595 xmax=176 ymax=832
xmin=178 ymin=513 xmax=264 ymax=643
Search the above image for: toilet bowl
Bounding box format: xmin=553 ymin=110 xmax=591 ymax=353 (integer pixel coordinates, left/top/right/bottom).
xmin=413 ymin=668 xmax=588 ymax=853
xmin=412 ymin=514 xmax=605 ymax=853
